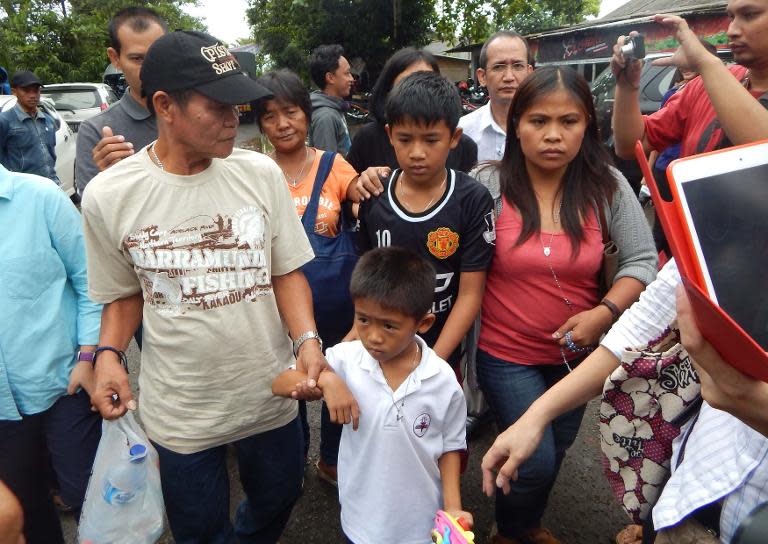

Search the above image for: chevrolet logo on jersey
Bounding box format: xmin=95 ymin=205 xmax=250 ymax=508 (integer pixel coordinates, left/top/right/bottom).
xmin=426 ymin=227 xmax=459 ymax=259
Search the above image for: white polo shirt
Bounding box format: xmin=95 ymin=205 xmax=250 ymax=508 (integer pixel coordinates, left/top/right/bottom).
xmin=458 ymin=103 xmax=507 ymax=162
xmin=326 ymin=338 xmax=467 ymax=544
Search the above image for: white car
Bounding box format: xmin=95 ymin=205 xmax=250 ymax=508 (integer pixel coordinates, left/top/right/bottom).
xmin=42 ymin=83 xmax=118 ymax=133
xmin=0 ymin=94 xmax=77 ymax=199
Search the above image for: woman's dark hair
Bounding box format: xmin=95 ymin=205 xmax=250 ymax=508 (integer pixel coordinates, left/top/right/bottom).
xmin=254 ymin=69 xmax=312 ymax=129
xmin=500 ymin=66 xmax=616 ymax=254
xmin=369 ymin=47 xmax=439 ymax=123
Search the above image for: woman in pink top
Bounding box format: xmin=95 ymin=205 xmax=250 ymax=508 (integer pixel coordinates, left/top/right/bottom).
xmin=472 ymin=67 xmax=657 ymax=543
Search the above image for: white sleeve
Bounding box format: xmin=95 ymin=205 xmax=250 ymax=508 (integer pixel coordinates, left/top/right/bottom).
xmin=601 ymin=259 xmax=681 ymax=358
xmin=324 ymin=342 xmax=348 ymax=380
xmin=443 ymin=381 xmax=468 ymax=453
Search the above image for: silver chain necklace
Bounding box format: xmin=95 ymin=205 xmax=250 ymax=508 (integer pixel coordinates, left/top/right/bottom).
xmin=280 ymin=147 xmax=310 ymax=188
xmin=149 ymin=142 xmax=164 ymax=171
xmin=389 ymin=343 xmax=420 ymax=421
xmin=538 ymin=198 xmax=584 ymax=371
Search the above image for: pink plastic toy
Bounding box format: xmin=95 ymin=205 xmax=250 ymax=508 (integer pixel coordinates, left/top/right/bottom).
xmin=431 ymin=510 xmax=474 ymax=544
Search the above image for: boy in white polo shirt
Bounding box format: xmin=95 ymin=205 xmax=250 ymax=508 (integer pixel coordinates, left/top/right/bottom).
xmin=273 ymin=247 xmax=471 ymax=543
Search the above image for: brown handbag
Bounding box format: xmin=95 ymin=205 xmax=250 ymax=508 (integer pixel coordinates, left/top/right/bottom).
xmin=598 ymin=199 xmax=619 ymax=297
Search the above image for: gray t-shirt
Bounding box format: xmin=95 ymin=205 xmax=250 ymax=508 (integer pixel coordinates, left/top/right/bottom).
xmin=75 ymin=90 xmax=157 ymax=194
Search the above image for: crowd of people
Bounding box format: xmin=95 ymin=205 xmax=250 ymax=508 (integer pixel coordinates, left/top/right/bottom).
xmin=1 ymin=1 xmax=767 ymax=543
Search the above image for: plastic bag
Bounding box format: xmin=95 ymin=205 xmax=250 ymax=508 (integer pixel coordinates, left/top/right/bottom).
xmin=78 ymin=411 xmax=165 ymax=544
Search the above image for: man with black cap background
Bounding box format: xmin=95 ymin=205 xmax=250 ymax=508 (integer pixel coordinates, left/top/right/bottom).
xmin=82 ymin=30 xmax=328 ymax=542
xmin=0 ymin=70 xmax=59 ymax=183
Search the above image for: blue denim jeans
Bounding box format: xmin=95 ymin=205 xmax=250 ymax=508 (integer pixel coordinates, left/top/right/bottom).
xmin=476 ymin=350 xmax=586 ymax=538
xmin=153 ymin=416 xmax=304 ymax=544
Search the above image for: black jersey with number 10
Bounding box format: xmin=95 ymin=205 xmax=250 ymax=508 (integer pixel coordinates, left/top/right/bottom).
xmin=357 ymin=169 xmax=496 ymax=366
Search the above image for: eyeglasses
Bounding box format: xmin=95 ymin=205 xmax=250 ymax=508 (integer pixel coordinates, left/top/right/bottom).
xmin=489 ymin=62 xmax=529 ymax=74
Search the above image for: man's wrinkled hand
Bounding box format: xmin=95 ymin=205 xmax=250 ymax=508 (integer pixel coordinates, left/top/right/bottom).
xmin=92 ymin=353 xmax=135 ymax=419
xmin=295 ymin=339 xmax=328 ymax=387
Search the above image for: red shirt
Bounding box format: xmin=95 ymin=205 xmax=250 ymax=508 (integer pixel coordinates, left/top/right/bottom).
xmin=479 ymin=199 xmax=603 ymax=365
xmin=644 ymin=65 xmax=765 ymax=157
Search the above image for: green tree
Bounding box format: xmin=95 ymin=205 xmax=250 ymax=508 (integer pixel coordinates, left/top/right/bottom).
xmin=436 ymin=0 xmax=600 ymax=45
xmin=0 ymin=0 xmax=204 ymax=83
xmin=247 ymin=0 xmax=436 ymax=83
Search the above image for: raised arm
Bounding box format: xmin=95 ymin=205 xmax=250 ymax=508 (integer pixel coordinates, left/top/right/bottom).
xmin=653 ymin=13 xmax=768 ymax=145
xmin=611 ymin=32 xmax=650 ymax=159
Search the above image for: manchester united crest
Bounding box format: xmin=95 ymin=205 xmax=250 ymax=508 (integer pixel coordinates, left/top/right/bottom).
xmin=426 ymin=227 xmax=459 ymax=259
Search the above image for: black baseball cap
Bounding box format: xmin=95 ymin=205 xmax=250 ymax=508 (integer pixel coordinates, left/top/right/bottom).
xmin=140 ymin=31 xmax=272 ymax=105
xmin=11 ymin=70 xmax=42 ymax=88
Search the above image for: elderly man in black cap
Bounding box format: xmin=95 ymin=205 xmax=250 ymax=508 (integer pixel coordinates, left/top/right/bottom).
xmin=81 ymin=31 xmax=328 ymax=542
xmin=0 ymin=71 xmax=58 ymax=183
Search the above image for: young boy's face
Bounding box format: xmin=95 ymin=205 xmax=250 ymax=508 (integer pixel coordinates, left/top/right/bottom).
xmin=353 ymin=297 xmax=434 ymax=364
xmin=386 ymin=118 xmax=462 ymax=186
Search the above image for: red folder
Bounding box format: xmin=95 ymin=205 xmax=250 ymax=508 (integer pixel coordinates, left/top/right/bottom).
xmin=634 ymin=141 xmax=768 ymax=381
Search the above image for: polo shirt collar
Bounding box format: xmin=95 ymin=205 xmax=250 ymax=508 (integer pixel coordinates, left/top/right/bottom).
xmin=121 ymin=88 xmax=152 ymax=121
xmin=0 ymin=164 xmax=15 ymax=200
xmin=359 ymin=336 xmax=441 ymax=393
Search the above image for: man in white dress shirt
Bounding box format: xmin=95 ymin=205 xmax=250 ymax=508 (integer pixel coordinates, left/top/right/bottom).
xmin=459 ymin=31 xmax=533 ymax=162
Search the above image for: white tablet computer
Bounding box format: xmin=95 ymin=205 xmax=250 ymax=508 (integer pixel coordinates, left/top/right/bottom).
xmin=669 ymin=143 xmax=768 ymax=350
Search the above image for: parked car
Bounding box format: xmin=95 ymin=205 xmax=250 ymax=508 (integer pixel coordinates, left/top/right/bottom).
xmin=591 ymin=50 xmax=733 ymax=191
xmin=0 ymin=95 xmax=77 ymax=199
xmin=103 ymin=64 xmax=127 ymax=99
xmin=41 ymin=83 xmax=119 ymax=133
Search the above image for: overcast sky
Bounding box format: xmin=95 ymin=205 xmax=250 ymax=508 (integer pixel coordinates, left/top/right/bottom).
xmin=184 ymin=0 xmax=632 ymax=46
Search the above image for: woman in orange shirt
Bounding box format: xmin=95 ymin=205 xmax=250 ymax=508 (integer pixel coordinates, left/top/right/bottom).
xmin=256 ymin=69 xmax=360 ymax=487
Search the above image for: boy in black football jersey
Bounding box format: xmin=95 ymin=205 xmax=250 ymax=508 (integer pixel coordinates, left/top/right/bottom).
xmin=357 ymin=71 xmax=496 ymax=371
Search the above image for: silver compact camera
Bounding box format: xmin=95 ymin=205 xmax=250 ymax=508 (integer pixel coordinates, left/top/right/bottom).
xmin=620 ymin=35 xmax=646 ymax=60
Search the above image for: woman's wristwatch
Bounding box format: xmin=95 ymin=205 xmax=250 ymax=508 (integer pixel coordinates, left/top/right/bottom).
xmin=292 ymin=331 xmax=323 ymax=358
xmin=76 ymin=351 xmax=95 ymax=363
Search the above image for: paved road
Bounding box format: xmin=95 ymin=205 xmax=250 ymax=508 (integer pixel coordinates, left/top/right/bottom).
xmin=62 ymin=123 xmax=630 ymax=542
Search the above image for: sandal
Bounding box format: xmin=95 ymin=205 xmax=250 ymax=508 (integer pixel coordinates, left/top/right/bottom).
xmin=315 ymin=459 xmax=338 ymax=488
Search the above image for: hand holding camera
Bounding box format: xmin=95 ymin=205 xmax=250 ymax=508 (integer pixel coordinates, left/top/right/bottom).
xmin=611 ymin=32 xmax=644 ymax=89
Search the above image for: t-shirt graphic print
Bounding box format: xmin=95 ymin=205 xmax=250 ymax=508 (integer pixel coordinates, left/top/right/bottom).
xmin=124 ymin=206 xmax=273 ymax=316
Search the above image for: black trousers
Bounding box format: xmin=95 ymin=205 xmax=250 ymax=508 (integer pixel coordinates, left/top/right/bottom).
xmin=0 ymin=390 xmax=101 ymax=544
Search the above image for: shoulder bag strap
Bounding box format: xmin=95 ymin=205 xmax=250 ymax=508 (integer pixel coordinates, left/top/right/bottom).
xmin=301 ymin=151 xmax=337 ymax=235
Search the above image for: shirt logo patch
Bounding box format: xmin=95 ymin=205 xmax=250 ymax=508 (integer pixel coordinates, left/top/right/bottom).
xmin=426 ymin=227 xmax=459 ymax=259
xmin=413 ymin=413 xmax=431 ymax=437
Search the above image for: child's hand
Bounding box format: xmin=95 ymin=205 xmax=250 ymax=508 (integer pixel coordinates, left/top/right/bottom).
xmin=320 ymin=373 xmax=360 ymax=430
xmin=67 ymin=360 xmax=95 ymax=396
xmin=291 ymin=379 xmax=323 ymax=401
xmin=445 ymin=509 xmax=474 ymax=530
